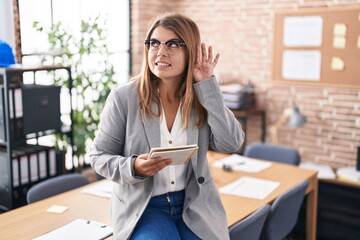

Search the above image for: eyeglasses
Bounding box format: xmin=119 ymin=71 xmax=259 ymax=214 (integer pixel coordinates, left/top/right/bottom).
xmin=144 ymin=38 xmax=186 ymax=53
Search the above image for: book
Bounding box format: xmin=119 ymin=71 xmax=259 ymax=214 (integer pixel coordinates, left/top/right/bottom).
xmin=33 ymin=218 xmax=113 ymax=240
xmin=149 ymin=144 xmax=199 ymax=165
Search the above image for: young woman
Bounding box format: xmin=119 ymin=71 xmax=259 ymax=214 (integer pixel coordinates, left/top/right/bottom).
xmin=90 ymin=12 xmax=244 ymax=240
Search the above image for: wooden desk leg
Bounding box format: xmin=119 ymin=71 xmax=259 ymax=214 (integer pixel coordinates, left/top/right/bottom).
xmin=306 ymin=177 xmax=318 ymax=240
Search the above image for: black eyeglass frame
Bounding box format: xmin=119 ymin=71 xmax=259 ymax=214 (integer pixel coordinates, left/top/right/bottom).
xmin=144 ymin=39 xmax=186 ymax=50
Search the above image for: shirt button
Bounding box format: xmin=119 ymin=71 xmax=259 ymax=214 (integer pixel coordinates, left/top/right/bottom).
xmin=169 ymin=140 xmax=172 ymax=144
xmin=171 ymin=181 xmax=175 ymax=184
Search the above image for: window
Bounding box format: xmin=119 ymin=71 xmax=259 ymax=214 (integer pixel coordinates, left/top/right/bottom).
xmin=18 ymin=0 xmax=130 ymax=85
xmin=17 ymin=0 xmax=130 ymax=169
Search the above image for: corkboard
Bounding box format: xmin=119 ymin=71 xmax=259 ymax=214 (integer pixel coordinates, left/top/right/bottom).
xmin=273 ymin=5 xmax=360 ymax=88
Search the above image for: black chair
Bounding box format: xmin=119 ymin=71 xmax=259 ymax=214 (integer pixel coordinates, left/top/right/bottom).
xmin=27 ymin=173 xmax=89 ymax=204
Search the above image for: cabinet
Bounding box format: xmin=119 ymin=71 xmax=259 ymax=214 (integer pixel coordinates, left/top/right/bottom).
xmin=317 ymin=179 xmax=360 ymax=240
xmin=293 ymin=178 xmax=360 ymax=239
xmin=0 ymin=65 xmax=73 ymax=211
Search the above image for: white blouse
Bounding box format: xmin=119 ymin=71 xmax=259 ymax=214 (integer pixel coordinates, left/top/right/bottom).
xmin=152 ymin=106 xmax=187 ymax=196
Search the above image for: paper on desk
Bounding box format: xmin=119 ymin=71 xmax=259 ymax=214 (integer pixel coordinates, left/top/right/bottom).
xmin=300 ymin=162 xmax=336 ymax=179
xmin=82 ymin=180 xmax=113 ymax=199
xmin=33 ymin=219 xmax=113 ymax=240
xmin=219 ymin=177 xmax=280 ymax=200
xmin=213 ymin=154 xmax=272 ymax=173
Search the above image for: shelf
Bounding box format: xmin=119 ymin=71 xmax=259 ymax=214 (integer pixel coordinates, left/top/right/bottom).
xmin=0 ymin=64 xmax=70 ymax=73
xmin=0 ymin=65 xmax=73 ymax=211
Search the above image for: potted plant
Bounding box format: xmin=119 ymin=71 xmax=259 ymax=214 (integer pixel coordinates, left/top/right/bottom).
xmin=33 ymin=15 xmax=118 ymax=170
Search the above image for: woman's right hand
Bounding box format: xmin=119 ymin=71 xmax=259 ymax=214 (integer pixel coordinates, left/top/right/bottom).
xmin=134 ymin=154 xmax=172 ymax=177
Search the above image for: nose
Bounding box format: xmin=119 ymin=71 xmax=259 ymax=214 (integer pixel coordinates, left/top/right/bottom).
xmin=156 ymin=43 xmax=168 ymax=56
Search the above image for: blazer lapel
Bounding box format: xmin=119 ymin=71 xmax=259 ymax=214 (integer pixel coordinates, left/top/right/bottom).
xmin=143 ymin=102 xmax=160 ymax=148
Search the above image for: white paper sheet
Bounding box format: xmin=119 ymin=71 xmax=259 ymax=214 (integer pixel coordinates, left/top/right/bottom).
xmin=282 ymin=50 xmax=321 ymax=81
xmin=283 ymin=16 xmax=323 ymax=47
xmin=213 ymin=154 xmax=272 ymax=173
xmin=300 ymin=162 xmax=336 ymax=179
xmin=82 ymin=180 xmax=113 ymax=199
xmin=333 ymin=23 xmax=347 ymax=36
xmin=33 ymin=219 xmax=113 ymax=240
xmin=219 ymin=177 xmax=280 ymax=200
xmin=337 ymin=167 xmax=360 ymax=182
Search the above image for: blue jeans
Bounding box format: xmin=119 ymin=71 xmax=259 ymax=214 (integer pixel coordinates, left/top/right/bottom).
xmin=130 ymin=190 xmax=200 ymax=240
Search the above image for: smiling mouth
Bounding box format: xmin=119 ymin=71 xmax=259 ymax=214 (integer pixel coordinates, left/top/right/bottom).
xmin=156 ymin=62 xmax=171 ymax=67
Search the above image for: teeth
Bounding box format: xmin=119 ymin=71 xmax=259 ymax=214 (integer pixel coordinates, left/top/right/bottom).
xmin=156 ymin=62 xmax=170 ymax=66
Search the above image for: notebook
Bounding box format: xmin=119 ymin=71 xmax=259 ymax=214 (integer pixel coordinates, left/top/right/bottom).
xmin=149 ymin=144 xmax=198 ymax=165
xmin=33 ymin=219 xmax=113 ymax=240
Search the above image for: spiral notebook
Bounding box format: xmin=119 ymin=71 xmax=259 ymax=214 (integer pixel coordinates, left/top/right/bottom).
xmin=33 ymin=219 xmax=113 ymax=240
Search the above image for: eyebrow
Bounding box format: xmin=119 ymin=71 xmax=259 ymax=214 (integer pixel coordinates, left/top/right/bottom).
xmin=149 ymin=38 xmax=183 ymax=42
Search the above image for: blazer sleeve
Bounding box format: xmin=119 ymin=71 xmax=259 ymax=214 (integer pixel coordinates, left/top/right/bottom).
xmin=89 ymin=87 xmax=147 ymax=185
xmin=194 ymin=76 xmax=245 ymax=153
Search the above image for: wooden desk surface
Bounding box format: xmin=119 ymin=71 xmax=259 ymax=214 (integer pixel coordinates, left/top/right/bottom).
xmin=320 ymin=177 xmax=360 ymax=188
xmin=0 ymin=151 xmax=318 ymax=240
xmin=0 ymin=183 xmax=111 ymax=240
xmin=207 ymin=151 xmax=318 ymax=240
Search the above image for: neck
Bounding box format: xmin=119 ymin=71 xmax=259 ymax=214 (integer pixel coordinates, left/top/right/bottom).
xmin=157 ymin=80 xmax=182 ymax=101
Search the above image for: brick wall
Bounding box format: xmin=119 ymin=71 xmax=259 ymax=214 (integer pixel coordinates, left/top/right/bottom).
xmin=12 ymin=0 xmax=22 ymax=63
xmin=131 ymin=0 xmax=360 ymax=168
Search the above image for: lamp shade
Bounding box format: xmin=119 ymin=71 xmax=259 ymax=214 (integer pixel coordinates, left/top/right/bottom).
xmin=287 ymin=106 xmax=307 ymax=128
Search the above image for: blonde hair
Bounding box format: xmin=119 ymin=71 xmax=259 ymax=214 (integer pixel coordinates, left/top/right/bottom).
xmin=134 ymin=12 xmax=206 ymax=129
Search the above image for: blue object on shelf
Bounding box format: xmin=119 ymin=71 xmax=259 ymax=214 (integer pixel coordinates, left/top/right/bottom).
xmin=0 ymin=40 xmax=16 ymax=67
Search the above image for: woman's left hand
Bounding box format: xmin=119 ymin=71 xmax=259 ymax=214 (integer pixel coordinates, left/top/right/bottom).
xmin=193 ymin=43 xmax=220 ymax=82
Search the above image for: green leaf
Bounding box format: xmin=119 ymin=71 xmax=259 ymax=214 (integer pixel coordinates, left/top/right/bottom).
xmin=32 ymin=14 xmax=116 ymax=158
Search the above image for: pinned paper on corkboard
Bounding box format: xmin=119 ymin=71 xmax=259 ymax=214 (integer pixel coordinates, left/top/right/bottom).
xmin=333 ymin=23 xmax=347 ymax=36
xmin=331 ymin=57 xmax=345 ymax=71
xmin=273 ymin=5 xmax=360 ymax=88
xmin=333 ymin=36 xmax=346 ymax=49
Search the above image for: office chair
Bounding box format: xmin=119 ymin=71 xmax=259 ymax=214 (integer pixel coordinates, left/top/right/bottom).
xmin=243 ymin=142 xmax=300 ymax=165
xmin=260 ymin=179 xmax=309 ymax=240
xmin=229 ymin=204 xmax=271 ymax=240
xmin=27 ymin=173 xmax=89 ymax=204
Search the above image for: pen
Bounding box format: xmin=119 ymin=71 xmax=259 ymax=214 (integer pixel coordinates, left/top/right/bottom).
xmin=222 ymin=162 xmax=245 ymax=171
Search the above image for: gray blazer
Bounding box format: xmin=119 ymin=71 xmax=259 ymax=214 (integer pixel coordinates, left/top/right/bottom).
xmin=90 ymin=76 xmax=244 ymax=240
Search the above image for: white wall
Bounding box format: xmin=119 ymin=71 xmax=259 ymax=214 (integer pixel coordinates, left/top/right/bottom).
xmin=0 ymin=0 xmax=15 ymax=48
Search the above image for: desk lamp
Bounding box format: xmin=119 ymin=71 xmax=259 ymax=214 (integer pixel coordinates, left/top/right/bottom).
xmin=270 ymin=105 xmax=307 ymax=144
